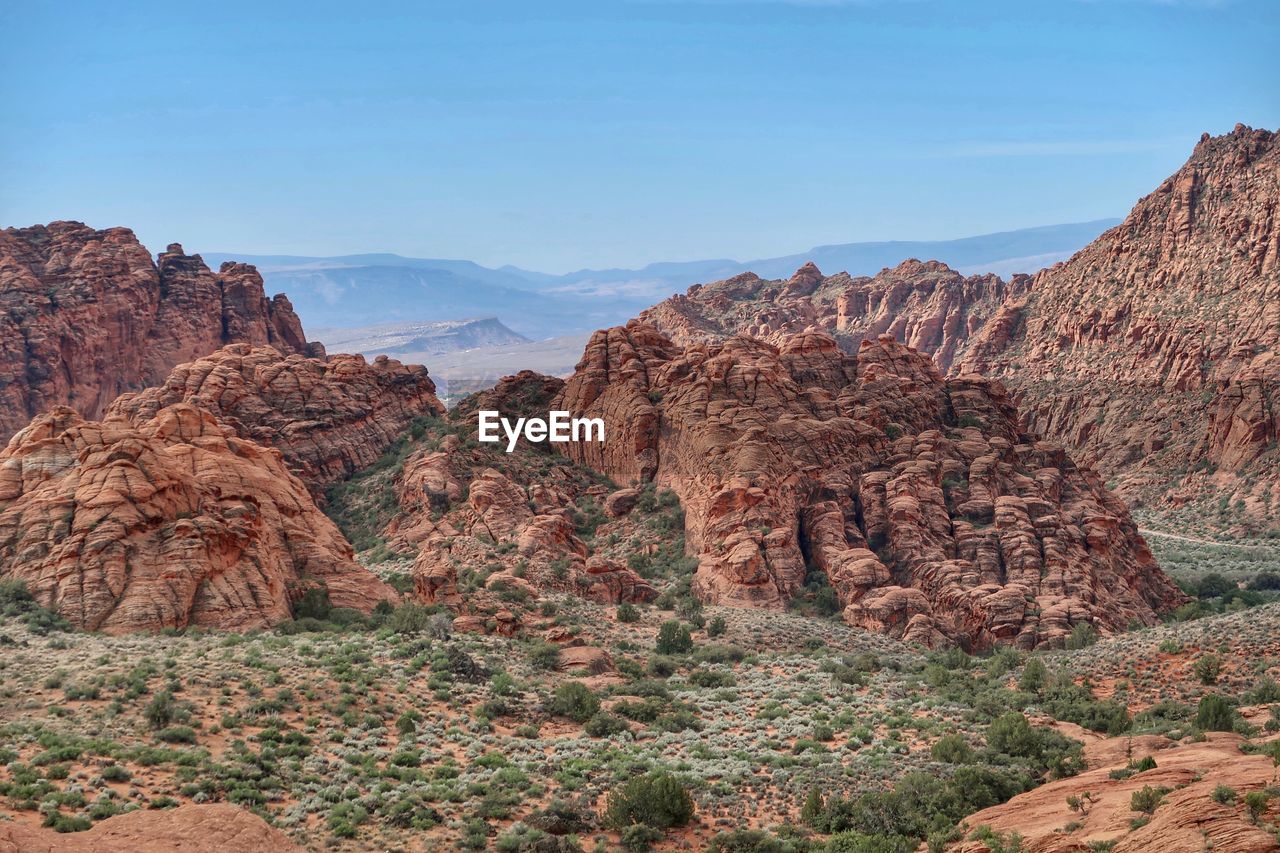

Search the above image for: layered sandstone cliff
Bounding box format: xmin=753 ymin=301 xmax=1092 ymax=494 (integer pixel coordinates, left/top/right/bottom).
xmin=553 ymin=323 xmax=1184 ymax=648
xmin=0 ymin=222 xmax=321 ymax=443
xmin=0 ymin=404 xmax=396 ymax=632
xmin=636 ymin=126 xmax=1280 ymax=532
xmin=107 ymin=344 xmax=445 ymax=491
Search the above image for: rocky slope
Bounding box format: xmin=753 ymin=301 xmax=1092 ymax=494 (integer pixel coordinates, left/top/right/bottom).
xmin=107 ymin=344 xmax=445 ymax=491
xmin=0 ymin=222 xmax=322 ymax=444
xmin=0 ymin=403 xmax=396 ymax=632
xmin=0 ymin=804 xmax=302 ymax=853
xmin=953 ymin=730 xmax=1279 ymax=852
xmin=636 ymin=126 xmax=1280 ymax=534
xmin=959 ymin=124 xmax=1280 ymax=532
xmin=551 ymin=322 xmax=1184 ymax=648
xmin=384 ymin=372 xmax=660 ymax=627
xmin=640 ymin=258 xmax=1024 ymax=372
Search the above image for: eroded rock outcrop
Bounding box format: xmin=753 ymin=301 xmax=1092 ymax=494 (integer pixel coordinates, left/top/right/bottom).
xmin=553 ymin=322 xmax=1184 ymax=648
xmin=641 ymin=258 xmax=1022 ymax=371
xmin=395 ymin=372 xmax=658 ymax=621
xmin=634 ymin=126 xmax=1280 ymax=533
xmin=0 ymin=804 xmax=304 ymax=853
xmin=0 ymin=222 xmax=321 ymax=443
xmin=0 ymin=404 xmax=396 ymax=632
xmin=951 ymin=731 xmax=1279 ymax=852
xmin=107 ymin=344 xmax=445 ymax=491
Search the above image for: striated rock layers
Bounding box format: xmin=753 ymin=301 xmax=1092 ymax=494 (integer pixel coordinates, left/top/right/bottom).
xmin=107 ymin=344 xmax=445 ymax=491
xmin=641 ymin=258 xmax=1024 ymax=372
xmin=958 ymin=124 xmax=1280 ymax=530
xmin=0 ymin=221 xmax=322 ymax=443
xmin=553 ymin=322 xmax=1184 ymax=648
xmin=0 ymin=404 xmax=396 ymax=633
xmin=636 ymin=126 xmax=1280 ymax=532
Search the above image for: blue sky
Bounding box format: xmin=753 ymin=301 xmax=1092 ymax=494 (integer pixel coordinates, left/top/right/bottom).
xmin=1 ymin=0 xmax=1276 ymax=272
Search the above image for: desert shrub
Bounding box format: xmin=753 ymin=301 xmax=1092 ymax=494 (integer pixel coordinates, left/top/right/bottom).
xmin=1064 ymin=623 xmax=1099 ymax=650
xmin=387 ymin=603 xmax=434 ymax=635
xmin=1196 ymin=573 xmax=1235 ymax=599
xmin=707 ymin=615 xmax=728 ymax=637
xmin=1244 ymin=790 xmax=1271 ymax=822
xmin=620 ymin=824 xmax=665 ymax=851
xmin=1018 ymin=658 xmax=1047 ymax=693
xmin=655 ymin=621 xmax=693 ymax=655
xmin=1129 ymin=785 xmax=1169 ymax=814
xmin=548 ymin=682 xmax=600 ymax=723
xmin=617 ymin=602 xmax=641 ymax=623
xmin=1193 ymin=653 xmax=1222 ymax=686
xmin=707 ymin=828 xmax=805 ymax=852
xmin=1194 ymin=694 xmax=1236 ymax=732
xmin=144 ymin=691 xmax=176 ymax=729
xmin=603 ymin=771 xmax=694 ymax=830
xmin=584 ymin=712 xmax=629 ymax=737
xmin=1211 ymin=784 xmax=1237 ymax=804
xmin=931 ymin=734 xmax=975 ymax=764
xmin=824 ymin=833 xmax=913 ymax=853
xmin=527 ymin=641 xmax=562 ymax=670
xmin=292 ymin=586 xmax=332 ymax=620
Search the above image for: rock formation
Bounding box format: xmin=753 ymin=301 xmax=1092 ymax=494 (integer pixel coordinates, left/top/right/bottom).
xmin=0 ymin=222 xmax=322 ymax=443
xmin=107 ymin=344 xmax=445 ymax=491
xmin=0 ymin=404 xmax=396 ymax=633
xmin=952 ymin=730 xmax=1279 ymax=852
xmin=396 ymin=372 xmax=656 ymax=616
xmin=0 ymin=804 xmax=303 ymax=853
xmin=640 ymin=259 xmax=1023 ymax=372
xmin=635 ymin=126 xmax=1280 ymax=533
xmin=553 ymin=322 xmax=1184 ymax=648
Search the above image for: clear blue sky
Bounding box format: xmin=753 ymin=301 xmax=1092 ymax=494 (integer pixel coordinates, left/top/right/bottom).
xmin=1 ymin=0 xmax=1276 ymax=272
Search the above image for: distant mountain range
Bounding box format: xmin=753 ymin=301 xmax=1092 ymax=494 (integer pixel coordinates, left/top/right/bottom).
xmin=205 ymin=219 xmax=1119 ymax=343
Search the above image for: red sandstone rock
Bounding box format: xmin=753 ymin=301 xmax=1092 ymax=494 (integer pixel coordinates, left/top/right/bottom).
xmin=552 ymin=323 xmax=1184 ymax=648
xmin=0 ymin=404 xmax=396 ymax=632
xmin=0 ymin=222 xmax=320 ymax=443
xmin=107 ymin=344 xmax=444 ymax=491
xmin=0 ymin=804 xmax=303 ymax=853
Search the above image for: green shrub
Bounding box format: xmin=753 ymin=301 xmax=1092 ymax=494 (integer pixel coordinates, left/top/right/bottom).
xmin=1193 ymin=653 xmax=1221 ymax=686
xmin=620 ymin=823 xmax=665 ymax=851
xmin=931 ymin=734 xmax=975 ymax=764
xmin=655 ymin=621 xmax=693 ymax=655
xmin=604 ymin=771 xmax=695 ymax=830
xmin=1194 ymin=694 xmax=1236 ymax=732
xmin=548 ymin=681 xmax=600 ymax=723
xmin=707 ymin=616 xmax=727 ymax=637
xmin=1211 ymin=784 xmax=1237 ymax=804
xmin=617 ymin=602 xmax=641 ymax=623
xmin=1129 ymin=785 xmax=1169 ymax=814
xmin=1018 ymin=658 xmax=1047 ymax=693
xmin=584 ymin=712 xmax=630 ymax=737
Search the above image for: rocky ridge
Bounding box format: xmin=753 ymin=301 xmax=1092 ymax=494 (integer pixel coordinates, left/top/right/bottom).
xmin=636 ymin=126 xmax=1280 ymax=534
xmin=107 ymin=344 xmax=445 ymax=492
xmin=0 ymin=403 xmax=396 ymax=633
xmin=0 ymin=222 xmax=322 ymax=444
xmin=552 ymin=322 xmax=1185 ymax=648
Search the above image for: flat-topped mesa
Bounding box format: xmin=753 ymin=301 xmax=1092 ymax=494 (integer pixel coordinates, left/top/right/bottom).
xmin=0 ymin=222 xmax=323 ymax=443
xmin=552 ymin=322 xmax=1185 ymax=649
xmin=639 ymin=258 xmax=1023 ymax=371
xmin=106 ymin=344 xmax=446 ymax=492
xmin=0 ymin=404 xmax=397 ymax=633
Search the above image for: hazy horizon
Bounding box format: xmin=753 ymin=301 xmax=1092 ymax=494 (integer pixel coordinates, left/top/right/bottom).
xmin=2 ymin=1 xmax=1277 ymax=272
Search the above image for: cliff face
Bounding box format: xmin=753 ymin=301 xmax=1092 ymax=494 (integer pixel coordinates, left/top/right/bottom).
xmin=553 ymin=322 xmax=1184 ymax=649
xmin=0 ymin=404 xmax=396 ymax=633
xmin=0 ymin=222 xmax=322 ymax=443
xmin=107 ymin=344 xmax=446 ymax=492
xmin=635 ymin=126 xmax=1280 ymax=532
xmin=640 ymin=259 xmax=1024 ymax=372
xmin=958 ymin=124 xmax=1280 ymax=529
